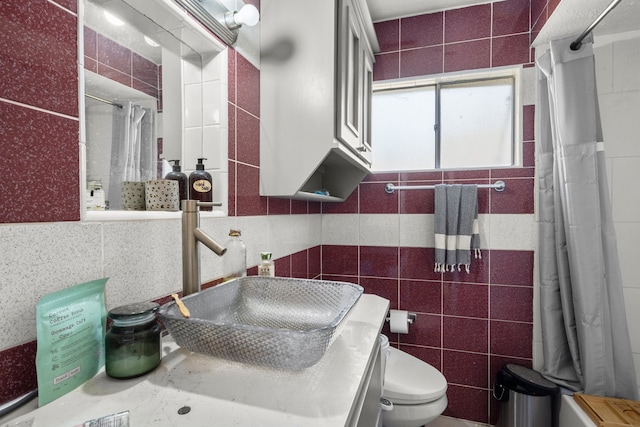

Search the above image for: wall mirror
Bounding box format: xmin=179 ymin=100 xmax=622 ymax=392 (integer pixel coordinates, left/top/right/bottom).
xmin=82 ymin=0 xmax=228 ymax=217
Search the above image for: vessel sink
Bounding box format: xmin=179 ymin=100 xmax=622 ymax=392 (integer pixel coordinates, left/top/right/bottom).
xmin=158 ymin=276 xmax=363 ymax=369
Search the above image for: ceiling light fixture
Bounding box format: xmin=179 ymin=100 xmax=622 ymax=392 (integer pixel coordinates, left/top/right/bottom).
xmin=104 ymin=10 xmax=125 ymax=26
xmin=224 ymin=4 xmax=260 ymax=30
xmin=171 ymin=0 xmax=259 ymax=45
xmin=144 ymin=36 xmax=160 ymax=47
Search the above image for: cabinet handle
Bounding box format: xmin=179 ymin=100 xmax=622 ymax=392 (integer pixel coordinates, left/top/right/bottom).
xmin=356 ymin=146 xmax=368 ymax=152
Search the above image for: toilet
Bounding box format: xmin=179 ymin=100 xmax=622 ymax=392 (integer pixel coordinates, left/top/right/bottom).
xmin=380 ymin=335 xmax=448 ymax=427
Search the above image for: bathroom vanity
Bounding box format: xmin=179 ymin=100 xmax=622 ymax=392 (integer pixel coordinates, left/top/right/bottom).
xmin=3 ymin=294 xmax=389 ymax=426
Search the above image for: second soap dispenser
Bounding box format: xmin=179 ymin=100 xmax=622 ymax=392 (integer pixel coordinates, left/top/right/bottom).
xmin=164 ymin=160 xmax=188 ymax=206
xmin=189 ymin=158 xmax=213 ymax=211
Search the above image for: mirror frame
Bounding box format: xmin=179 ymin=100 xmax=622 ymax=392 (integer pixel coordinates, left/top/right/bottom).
xmin=79 ymin=0 xmax=228 ymax=221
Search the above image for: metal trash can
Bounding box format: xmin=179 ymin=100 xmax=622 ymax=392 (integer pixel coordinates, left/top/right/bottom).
xmin=493 ymin=364 xmax=559 ymax=427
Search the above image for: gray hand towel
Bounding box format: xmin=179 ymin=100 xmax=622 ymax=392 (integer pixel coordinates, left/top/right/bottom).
xmin=434 ymin=184 xmax=480 ymax=273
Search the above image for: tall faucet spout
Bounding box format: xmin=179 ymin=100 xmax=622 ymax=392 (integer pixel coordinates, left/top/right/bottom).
xmin=182 ymin=200 xmax=226 ymax=296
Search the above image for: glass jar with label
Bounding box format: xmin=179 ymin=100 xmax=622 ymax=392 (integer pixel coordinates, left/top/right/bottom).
xmin=258 ymin=252 xmax=275 ymax=277
xmin=105 ymin=301 xmax=161 ymax=379
xmin=223 ymin=229 xmax=247 ymax=281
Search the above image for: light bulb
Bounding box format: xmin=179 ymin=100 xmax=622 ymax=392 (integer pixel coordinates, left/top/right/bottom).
xmin=233 ymin=4 xmax=259 ymax=27
xmin=104 ymin=10 xmax=124 ymax=26
xmin=144 ymin=36 xmax=160 ymax=47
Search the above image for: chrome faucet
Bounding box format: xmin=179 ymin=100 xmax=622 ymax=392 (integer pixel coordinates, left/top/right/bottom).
xmin=182 ymin=199 xmax=227 ymax=296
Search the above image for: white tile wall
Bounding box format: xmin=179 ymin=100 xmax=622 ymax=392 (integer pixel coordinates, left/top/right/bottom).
xmin=623 ymin=288 xmax=640 ymax=354
xmin=322 ymin=214 xmax=360 ymax=246
xmin=615 ymin=222 xmax=640 ymax=289
xmin=323 ymin=213 xmax=533 ymax=251
xmin=0 ymin=214 xmax=321 ymax=351
xmin=594 ymin=30 xmax=640 ymax=396
xmin=183 ymin=126 xmax=203 ymax=169
xmin=180 ymin=49 xmax=229 ymax=210
xmin=611 ymin=157 xmax=640 ymax=222
xmin=398 ymin=214 xmax=436 ymax=248
xmin=599 ymin=92 xmax=640 ymax=158
xmin=102 ymin=220 xmax=183 ymax=306
xmin=0 ymin=223 xmax=103 ymax=349
xmin=487 ymin=214 xmax=536 ymax=250
xmin=624 ymin=287 xmax=640 ymax=397
xmin=594 ymin=41 xmax=614 ymax=94
xmin=521 ymin=65 xmax=537 ymax=107
xmin=202 ymin=125 xmax=226 ymax=170
xmin=359 ymin=214 xmax=400 ymax=247
xmin=184 ymin=82 xmax=204 ymax=128
xmin=612 ymin=38 xmax=640 ymax=93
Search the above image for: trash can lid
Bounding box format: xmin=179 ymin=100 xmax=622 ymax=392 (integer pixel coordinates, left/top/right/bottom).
xmin=498 ymin=364 xmax=559 ymax=396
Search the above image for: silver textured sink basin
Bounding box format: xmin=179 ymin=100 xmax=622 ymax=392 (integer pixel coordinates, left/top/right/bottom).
xmin=158 ymin=276 xmax=363 ymax=369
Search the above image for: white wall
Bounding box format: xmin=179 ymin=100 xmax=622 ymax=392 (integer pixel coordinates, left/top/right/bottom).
xmin=595 ymin=30 xmax=640 ymax=397
xmin=0 ymin=214 xmax=322 ymax=351
xmin=85 ymin=103 xmax=114 ymax=195
xmin=181 ymin=50 xmax=229 ymax=210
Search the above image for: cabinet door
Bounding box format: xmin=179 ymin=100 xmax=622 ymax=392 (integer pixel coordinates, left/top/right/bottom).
xmin=337 ymin=0 xmax=363 ymax=152
xmin=359 ymin=47 xmax=374 ymax=164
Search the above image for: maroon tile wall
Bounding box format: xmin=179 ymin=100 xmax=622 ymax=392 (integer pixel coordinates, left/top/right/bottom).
xmin=373 ymin=0 xmax=534 ymax=81
xmin=0 ymin=0 xmax=539 ymax=422
xmin=0 ymin=342 xmax=38 ymax=409
xmin=323 ymin=0 xmax=538 ymax=424
xmin=84 ymin=27 xmax=161 ymax=101
xmin=0 ymin=0 xmax=80 ymax=224
xmin=323 ymin=245 xmax=534 ymax=424
xmin=531 ymin=0 xmax=561 ymax=46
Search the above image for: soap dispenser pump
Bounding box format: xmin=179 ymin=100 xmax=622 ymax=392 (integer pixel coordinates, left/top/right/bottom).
xmin=189 ymin=158 xmax=213 ymax=211
xmin=164 ymin=160 xmax=188 ymax=205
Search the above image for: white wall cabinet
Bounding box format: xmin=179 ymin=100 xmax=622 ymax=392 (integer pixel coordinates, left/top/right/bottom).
xmin=337 ymin=0 xmax=374 ymax=165
xmin=260 ymin=0 xmax=379 ymax=202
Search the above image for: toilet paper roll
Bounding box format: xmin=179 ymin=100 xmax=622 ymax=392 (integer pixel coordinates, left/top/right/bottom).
xmin=389 ymin=309 xmax=410 ymax=334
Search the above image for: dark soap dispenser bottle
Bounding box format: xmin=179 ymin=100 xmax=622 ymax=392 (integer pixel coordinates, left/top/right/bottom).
xmin=164 ymin=160 xmax=188 ymax=207
xmin=189 ymin=158 xmax=213 ymax=211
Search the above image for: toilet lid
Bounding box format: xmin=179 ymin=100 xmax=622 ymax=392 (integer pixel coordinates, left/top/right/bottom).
xmin=383 ymin=347 xmax=447 ymax=405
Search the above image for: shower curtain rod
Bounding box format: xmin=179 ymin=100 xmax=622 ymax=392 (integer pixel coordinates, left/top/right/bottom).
xmin=570 ymin=0 xmax=622 ymax=50
xmin=85 ymin=93 xmax=123 ymax=109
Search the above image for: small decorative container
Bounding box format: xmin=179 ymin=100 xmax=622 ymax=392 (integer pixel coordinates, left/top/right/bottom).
xmin=121 ymin=181 xmax=146 ymax=210
xmin=105 ymin=302 xmax=161 ymax=379
xmin=144 ymin=179 xmax=179 ymax=211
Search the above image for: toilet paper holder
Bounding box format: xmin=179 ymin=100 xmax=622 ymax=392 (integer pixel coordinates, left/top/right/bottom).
xmin=385 ymin=311 xmax=417 ymax=324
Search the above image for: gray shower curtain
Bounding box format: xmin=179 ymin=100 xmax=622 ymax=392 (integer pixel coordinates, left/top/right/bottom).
xmin=108 ymin=101 xmax=157 ymax=209
xmin=536 ymin=35 xmax=637 ymax=399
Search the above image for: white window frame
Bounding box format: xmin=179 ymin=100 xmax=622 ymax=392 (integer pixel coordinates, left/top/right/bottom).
xmin=371 ymin=66 xmax=523 ymax=172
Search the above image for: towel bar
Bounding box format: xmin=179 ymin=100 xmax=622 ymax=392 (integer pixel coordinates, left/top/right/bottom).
xmin=385 ymin=180 xmax=506 ymax=194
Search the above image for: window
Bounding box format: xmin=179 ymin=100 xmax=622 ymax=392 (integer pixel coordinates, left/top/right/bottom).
xmin=371 ymin=71 xmax=518 ymax=172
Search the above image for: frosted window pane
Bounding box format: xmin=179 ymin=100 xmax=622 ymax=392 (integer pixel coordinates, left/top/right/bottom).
xmin=372 ymin=86 xmax=436 ymax=171
xmin=440 ymin=78 xmax=513 ymax=168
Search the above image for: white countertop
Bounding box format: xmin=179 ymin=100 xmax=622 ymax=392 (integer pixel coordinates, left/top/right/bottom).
xmin=3 ymin=294 xmax=389 ymax=427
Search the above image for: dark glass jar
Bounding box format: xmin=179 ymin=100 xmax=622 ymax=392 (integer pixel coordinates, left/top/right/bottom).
xmin=105 ymin=302 xmax=161 ymax=379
